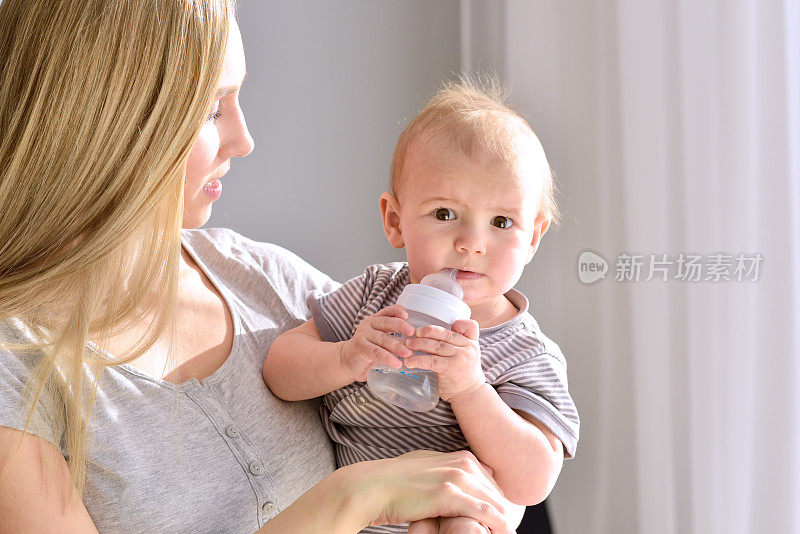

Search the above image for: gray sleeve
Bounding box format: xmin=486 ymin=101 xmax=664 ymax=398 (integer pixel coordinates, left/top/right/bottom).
xmin=0 ymin=336 xmax=65 ymax=450
xmin=307 ymin=270 xmax=371 ymax=343
xmin=182 ymin=228 xmax=341 ymax=324
xmin=258 ymin=242 xmax=341 ymax=323
xmin=487 ymin=347 xmax=580 ymax=459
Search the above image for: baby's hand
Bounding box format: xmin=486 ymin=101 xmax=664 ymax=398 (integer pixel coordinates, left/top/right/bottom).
xmin=339 ymin=305 xmax=415 ymax=382
xmin=402 ymin=319 xmax=485 ymax=403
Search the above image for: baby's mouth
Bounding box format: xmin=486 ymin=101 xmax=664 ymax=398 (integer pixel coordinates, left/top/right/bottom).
xmin=455 ymin=269 xmax=483 ymax=280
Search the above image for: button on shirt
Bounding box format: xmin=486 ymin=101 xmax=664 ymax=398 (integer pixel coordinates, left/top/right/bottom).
xmin=262 ymin=501 xmax=278 ymax=516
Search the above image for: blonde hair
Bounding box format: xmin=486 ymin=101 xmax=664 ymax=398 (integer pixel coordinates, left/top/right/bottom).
xmin=390 ymin=77 xmax=561 ymax=224
xmin=0 ymin=0 xmax=232 ymax=496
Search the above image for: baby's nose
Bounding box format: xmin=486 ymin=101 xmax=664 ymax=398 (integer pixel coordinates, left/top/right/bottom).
xmin=455 ymin=230 xmax=486 ymax=255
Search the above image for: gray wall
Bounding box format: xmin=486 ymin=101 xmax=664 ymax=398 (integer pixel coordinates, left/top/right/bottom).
xmin=209 ymin=1 xmax=461 ymax=282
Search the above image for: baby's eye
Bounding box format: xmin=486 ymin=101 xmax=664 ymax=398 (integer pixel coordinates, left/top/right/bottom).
xmin=491 ymin=216 xmax=513 ymax=229
xmin=434 ymin=208 xmax=456 ymax=221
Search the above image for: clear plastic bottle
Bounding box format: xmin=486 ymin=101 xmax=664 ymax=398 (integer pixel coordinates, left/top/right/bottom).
xmin=366 ymin=268 xmax=471 ymax=412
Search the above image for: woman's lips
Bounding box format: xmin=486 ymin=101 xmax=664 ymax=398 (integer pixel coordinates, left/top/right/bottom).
xmin=202 ymin=178 xmax=222 ymax=199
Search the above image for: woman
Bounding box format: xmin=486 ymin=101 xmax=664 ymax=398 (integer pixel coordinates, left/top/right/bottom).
xmin=0 ymin=1 xmax=514 ymax=532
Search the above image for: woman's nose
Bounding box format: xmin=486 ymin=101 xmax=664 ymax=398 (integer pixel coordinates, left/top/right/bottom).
xmin=223 ymin=105 xmax=255 ymax=158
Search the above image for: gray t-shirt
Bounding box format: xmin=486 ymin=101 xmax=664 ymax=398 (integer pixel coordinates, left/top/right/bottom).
xmin=0 ymin=228 xmax=338 ymax=533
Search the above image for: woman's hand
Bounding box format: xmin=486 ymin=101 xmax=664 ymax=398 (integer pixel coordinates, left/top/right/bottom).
xmin=339 ymin=305 xmax=415 ymax=381
xmin=343 ymin=450 xmax=515 ymax=533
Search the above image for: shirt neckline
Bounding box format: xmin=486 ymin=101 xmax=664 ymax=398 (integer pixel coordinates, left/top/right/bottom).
xmin=87 ymin=232 xmax=243 ymax=392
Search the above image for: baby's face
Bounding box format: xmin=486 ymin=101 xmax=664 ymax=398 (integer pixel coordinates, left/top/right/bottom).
xmin=395 ymin=143 xmax=549 ymax=308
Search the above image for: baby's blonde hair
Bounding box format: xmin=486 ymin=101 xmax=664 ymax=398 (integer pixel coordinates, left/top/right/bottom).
xmin=390 ymin=77 xmax=560 ymax=224
xmin=0 ymin=0 xmax=233 ymax=497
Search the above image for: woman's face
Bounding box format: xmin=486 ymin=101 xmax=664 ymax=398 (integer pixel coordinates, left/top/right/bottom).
xmin=183 ymin=17 xmax=254 ymax=229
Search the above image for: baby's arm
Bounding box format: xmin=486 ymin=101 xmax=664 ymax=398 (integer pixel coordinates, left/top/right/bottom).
xmin=263 ymin=305 xmax=415 ymax=401
xmin=403 ymin=320 xmax=565 ymax=506
xmin=450 ymin=384 xmax=564 ymax=505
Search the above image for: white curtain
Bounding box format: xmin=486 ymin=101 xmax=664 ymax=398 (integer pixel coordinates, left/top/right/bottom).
xmin=465 ymin=1 xmax=800 ymax=532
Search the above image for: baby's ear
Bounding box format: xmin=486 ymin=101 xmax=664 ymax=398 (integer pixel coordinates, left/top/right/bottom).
xmin=379 ymin=192 xmax=405 ymax=248
xmin=526 ymin=212 xmax=552 ymax=264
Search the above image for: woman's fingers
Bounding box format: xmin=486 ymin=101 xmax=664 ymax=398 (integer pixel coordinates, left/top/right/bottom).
xmin=429 ymin=452 xmax=513 ymax=533
xmin=366 ymin=451 xmax=514 ymax=534
xmin=445 ymin=452 xmax=507 ymax=508
xmin=443 ymin=489 xmax=510 ymax=534
xmin=408 ymin=517 xmax=439 ymax=534
xmin=476 ymin=460 xmax=494 ymax=477
xmin=438 ymin=516 xmax=492 ymax=534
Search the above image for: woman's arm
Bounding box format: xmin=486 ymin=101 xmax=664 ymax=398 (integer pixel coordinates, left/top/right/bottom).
xmin=0 ymin=428 xmax=514 ymax=533
xmin=0 ymin=427 xmax=99 ymax=533
xmin=256 ymin=450 xmax=515 ymax=534
xmin=263 ymin=306 xmax=415 ymax=401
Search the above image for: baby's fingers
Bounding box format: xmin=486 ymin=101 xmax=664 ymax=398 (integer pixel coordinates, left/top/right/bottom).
xmin=403 ymin=353 xmax=447 ymax=374
xmin=374 ymin=304 xmax=409 ymax=319
xmin=359 ymin=339 xmax=405 ymax=369
xmin=364 ymin=330 xmax=413 ymax=359
xmin=414 ymin=325 xmax=472 ymax=346
xmin=366 ymin=315 xmax=416 ymax=338
xmin=451 ymin=319 xmax=480 ymax=341
xmin=404 ymin=336 xmax=458 ymax=357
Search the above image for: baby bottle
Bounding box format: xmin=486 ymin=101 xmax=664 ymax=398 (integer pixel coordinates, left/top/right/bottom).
xmin=366 ymin=268 xmax=471 ymax=412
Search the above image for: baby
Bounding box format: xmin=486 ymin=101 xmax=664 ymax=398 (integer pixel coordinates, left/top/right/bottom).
xmin=263 ymin=81 xmax=579 ymax=533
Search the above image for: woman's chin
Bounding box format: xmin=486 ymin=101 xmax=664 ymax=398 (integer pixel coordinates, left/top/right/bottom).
xmin=181 ymin=206 xmax=213 ymax=230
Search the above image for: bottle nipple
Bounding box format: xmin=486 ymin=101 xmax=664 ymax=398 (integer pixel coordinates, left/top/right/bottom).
xmin=419 ymin=268 xmax=464 ymax=299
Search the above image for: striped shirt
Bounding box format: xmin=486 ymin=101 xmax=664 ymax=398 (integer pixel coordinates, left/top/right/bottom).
xmin=309 ymin=263 xmax=580 ymax=533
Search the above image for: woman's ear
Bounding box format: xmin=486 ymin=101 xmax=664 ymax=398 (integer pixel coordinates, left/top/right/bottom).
xmin=526 ymin=212 xmax=552 ymax=264
xmin=379 ymin=192 xmax=405 ymax=248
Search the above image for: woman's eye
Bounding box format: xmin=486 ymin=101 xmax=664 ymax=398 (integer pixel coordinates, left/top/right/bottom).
xmin=434 ymin=208 xmax=456 ymax=221
xmin=492 ymin=215 xmax=513 ymax=229
xmin=206 ymin=102 xmax=221 ymax=122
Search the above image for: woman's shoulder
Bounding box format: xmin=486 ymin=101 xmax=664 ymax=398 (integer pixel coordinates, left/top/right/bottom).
xmin=181 ymin=227 xmax=339 ymax=305
xmin=182 ymin=227 xmax=321 ymax=276
xmin=182 ymin=227 xmax=296 ymax=264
